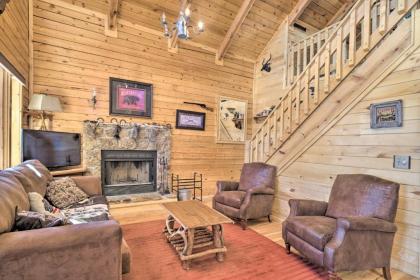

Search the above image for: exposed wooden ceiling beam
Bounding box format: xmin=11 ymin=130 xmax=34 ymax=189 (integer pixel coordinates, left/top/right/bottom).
xmin=288 ymin=0 xmax=312 ymax=26
xmin=215 ymin=0 xmax=256 ymax=64
xmin=108 ymin=0 xmax=120 ymax=30
xmin=105 ymin=0 xmax=120 ymax=37
xmin=168 ymin=0 xmax=189 ymax=52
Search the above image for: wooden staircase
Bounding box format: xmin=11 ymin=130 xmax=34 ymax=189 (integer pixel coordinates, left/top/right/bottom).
xmin=287 ymin=22 xmax=341 ymax=87
xmin=248 ymin=0 xmax=419 ymax=165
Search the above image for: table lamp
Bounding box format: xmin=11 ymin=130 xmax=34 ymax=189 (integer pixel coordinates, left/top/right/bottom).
xmin=28 ymin=93 xmax=63 ymax=130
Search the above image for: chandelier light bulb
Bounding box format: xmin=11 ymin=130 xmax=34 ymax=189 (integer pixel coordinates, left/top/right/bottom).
xmin=197 ymin=21 xmax=204 ymax=32
xmin=161 ymin=12 xmax=167 ymax=24
xmin=185 ymin=6 xmax=191 ymax=17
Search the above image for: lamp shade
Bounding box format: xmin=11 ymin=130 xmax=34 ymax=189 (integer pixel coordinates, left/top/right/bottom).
xmin=28 ymin=93 xmax=63 ymax=112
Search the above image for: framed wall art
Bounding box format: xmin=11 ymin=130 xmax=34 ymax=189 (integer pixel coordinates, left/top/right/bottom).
xmin=109 ymin=77 xmax=152 ymax=118
xmin=370 ymin=100 xmax=402 ymax=129
xmin=216 ymin=96 xmax=247 ymax=144
xmin=176 ymin=110 xmax=206 ymax=131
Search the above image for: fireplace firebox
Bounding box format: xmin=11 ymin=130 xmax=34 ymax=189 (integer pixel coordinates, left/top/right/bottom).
xmin=101 ymin=150 xmax=157 ymax=196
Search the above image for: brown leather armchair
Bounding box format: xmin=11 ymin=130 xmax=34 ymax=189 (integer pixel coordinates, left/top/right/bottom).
xmin=282 ymin=174 xmax=400 ymax=280
xmin=213 ymin=162 xmax=276 ymax=229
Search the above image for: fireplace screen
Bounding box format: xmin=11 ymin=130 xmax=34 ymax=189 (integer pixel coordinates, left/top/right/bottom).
xmin=101 ymin=150 xmax=157 ymax=196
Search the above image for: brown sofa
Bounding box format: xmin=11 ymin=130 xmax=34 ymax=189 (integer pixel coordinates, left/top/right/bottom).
xmin=282 ymin=174 xmax=399 ymax=279
xmin=213 ymin=162 xmax=276 ymax=229
xmin=0 ymin=160 xmax=131 ymax=280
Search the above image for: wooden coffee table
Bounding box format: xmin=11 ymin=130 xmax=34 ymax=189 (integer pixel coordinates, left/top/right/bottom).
xmin=162 ymin=200 xmax=233 ymax=269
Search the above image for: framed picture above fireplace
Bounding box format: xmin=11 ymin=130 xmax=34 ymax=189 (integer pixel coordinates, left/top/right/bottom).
xmin=109 ymin=77 xmax=153 ymax=118
xmin=176 ymin=110 xmax=206 ymax=130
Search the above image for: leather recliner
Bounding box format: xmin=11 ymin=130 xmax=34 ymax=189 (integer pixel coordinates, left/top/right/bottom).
xmin=282 ymin=174 xmax=400 ymax=280
xmin=213 ymin=162 xmax=276 ymax=229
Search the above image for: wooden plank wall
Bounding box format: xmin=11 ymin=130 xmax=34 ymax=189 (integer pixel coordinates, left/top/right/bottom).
xmin=0 ymin=0 xmax=30 ymax=112
xmin=253 ymin=23 xmax=306 ymax=133
xmin=32 ymin=0 xmax=254 ymax=195
xmin=271 ymin=47 xmax=420 ymax=277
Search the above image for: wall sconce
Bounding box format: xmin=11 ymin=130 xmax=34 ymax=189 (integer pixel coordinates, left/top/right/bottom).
xmin=89 ymin=88 xmax=97 ymax=109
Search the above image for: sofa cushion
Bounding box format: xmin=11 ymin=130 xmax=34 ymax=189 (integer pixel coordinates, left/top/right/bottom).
xmin=285 ymin=216 xmax=336 ymax=251
xmin=2 ymin=160 xmax=52 ymax=196
xmin=214 ymin=191 xmax=246 ymax=209
xmin=0 ymin=175 xmax=30 ymax=234
xmin=46 ymin=177 xmax=88 ymax=209
xmin=238 ymin=163 xmax=276 ymax=191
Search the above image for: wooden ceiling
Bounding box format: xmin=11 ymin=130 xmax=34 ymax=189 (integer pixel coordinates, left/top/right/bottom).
xmin=291 ymin=0 xmax=352 ymax=30
xmin=59 ymin=0 xmax=347 ymax=62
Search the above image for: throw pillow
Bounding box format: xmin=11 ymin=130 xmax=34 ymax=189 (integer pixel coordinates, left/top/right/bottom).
xmin=46 ymin=177 xmax=88 ymax=209
xmin=14 ymin=211 xmax=64 ymax=231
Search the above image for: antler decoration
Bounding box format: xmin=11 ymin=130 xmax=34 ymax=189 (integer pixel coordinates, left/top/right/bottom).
xmin=261 ymin=54 xmax=272 ymax=72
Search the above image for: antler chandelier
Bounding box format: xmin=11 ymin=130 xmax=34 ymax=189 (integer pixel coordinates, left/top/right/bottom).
xmin=160 ymin=3 xmax=204 ymax=40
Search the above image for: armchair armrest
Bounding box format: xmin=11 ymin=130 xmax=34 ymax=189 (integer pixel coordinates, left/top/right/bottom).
xmin=216 ymin=181 xmax=239 ymax=193
xmin=337 ymin=217 xmax=397 ymax=233
xmin=324 ymin=217 xmax=397 ymax=271
xmin=0 ymin=221 xmax=122 ymax=280
xmin=71 ymin=176 xmax=102 ymax=196
xmin=288 ymin=199 xmax=328 ymax=217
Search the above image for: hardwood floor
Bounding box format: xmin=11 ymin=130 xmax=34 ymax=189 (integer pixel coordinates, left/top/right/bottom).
xmin=110 ymin=197 xmax=418 ymax=280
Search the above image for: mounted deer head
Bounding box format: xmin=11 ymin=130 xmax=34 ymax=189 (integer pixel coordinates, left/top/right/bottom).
xmin=0 ymin=0 xmax=10 ymax=15
xmin=261 ymin=54 xmax=272 ymax=72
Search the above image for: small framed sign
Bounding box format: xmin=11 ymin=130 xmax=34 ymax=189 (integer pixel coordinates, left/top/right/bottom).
xmin=370 ymin=100 xmax=402 ymax=129
xmin=109 ymin=77 xmax=153 ymax=118
xmin=176 ymin=110 xmax=206 ymax=131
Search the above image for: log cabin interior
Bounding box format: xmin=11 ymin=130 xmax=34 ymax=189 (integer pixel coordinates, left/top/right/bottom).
xmin=0 ymin=0 xmax=419 ymax=279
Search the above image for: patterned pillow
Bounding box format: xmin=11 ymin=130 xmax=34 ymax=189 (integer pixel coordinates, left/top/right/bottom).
xmin=46 ymin=177 xmax=88 ymax=209
xmin=14 ymin=211 xmax=64 ymax=231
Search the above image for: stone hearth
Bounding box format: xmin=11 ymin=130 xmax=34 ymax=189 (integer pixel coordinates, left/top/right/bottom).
xmin=83 ymin=122 xmax=171 ymax=196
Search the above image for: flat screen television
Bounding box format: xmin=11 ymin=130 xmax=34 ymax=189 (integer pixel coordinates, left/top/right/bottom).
xmin=22 ymin=129 xmax=81 ymax=169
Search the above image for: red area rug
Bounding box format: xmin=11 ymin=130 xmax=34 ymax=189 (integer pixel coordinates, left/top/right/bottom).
xmin=122 ymin=220 xmax=328 ymax=280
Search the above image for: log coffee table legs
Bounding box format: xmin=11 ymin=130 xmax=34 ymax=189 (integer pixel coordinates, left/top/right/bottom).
xmin=163 ymin=215 xmax=227 ymax=270
xmin=182 ymin=228 xmax=195 ymax=270
xmin=212 ymin=224 xmax=224 ymax=262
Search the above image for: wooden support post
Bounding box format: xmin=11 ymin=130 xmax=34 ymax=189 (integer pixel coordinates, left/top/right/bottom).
xmin=278 ymin=103 xmax=284 ymax=143
xmin=287 ymin=93 xmax=292 ymax=133
xmin=324 ymin=42 xmax=330 ymax=94
xmin=303 ymin=39 xmax=308 ymax=68
xmin=348 ymin=10 xmax=356 ymax=66
xmin=303 ymin=71 xmax=309 ymax=115
xmin=379 ymin=0 xmax=387 ymax=34
xmin=336 ymin=27 xmax=342 ymax=79
xmin=309 ymin=37 xmax=314 ymax=60
xmin=398 ymin=0 xmax=406 ymax=13
xmin=288 ymin=43 xmax=294 ymax=86
xmin=313 ymin=56 xmax=320 ymax=104
xmin=363 ymin=0 xmax=371 ymax=51
xmin=297 ymin=42 xmax=302 ymax=74
xmin=294 ymin=84 xmax=300 ymax=125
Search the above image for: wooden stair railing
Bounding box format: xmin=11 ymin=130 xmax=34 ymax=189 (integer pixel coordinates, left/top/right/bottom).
xmin=287 ymin=22 xmax=341 ymax=86
xmin=249 ymin=0 xmax=417 ymax=163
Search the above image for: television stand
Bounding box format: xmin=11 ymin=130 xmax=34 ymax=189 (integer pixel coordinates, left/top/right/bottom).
xmin=50 ymin=166 xmax=87 ymax=177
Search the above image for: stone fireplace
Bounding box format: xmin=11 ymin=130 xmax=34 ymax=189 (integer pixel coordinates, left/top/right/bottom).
xmin=83 ymin=122 xmax=171 ymax=197
xmin=101 ymin=150 xmax=157 ymax=196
